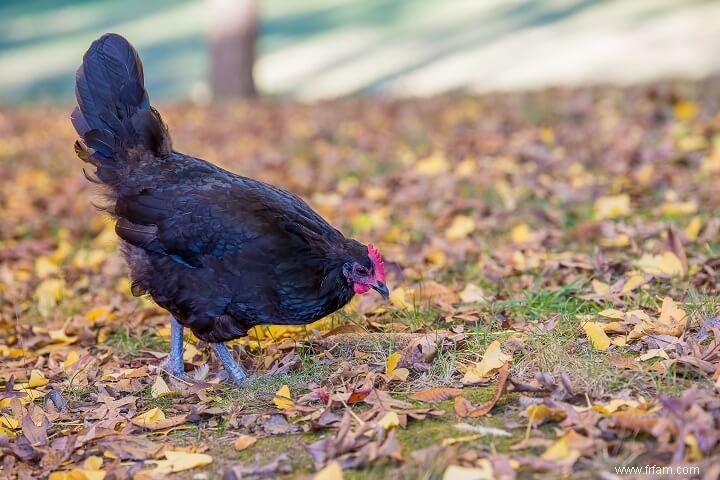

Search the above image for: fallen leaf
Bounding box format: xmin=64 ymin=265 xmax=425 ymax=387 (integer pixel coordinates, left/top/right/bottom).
xmin=377 ymin=411 xmax=400 ymax=430
xmin=274 ymin=385 xmax=294 ymax=410
xmin=234 ymin=434 xmax=257 ymax=451
xmin=463 ymin=340 xmax=511 ymax=384
xmin=314 ymin=461 xmax=343 ymax=480
xmin=541 ymin=431 xmax=582 ymax=464
xmin=594 ymin=194 xmax=630 ymax=220
xmin=459 ymin=284 xmax=485 ymax=303
xmin=442 ymin=462 xmax=495 ymax=480
xmin=581 ymin=322 xmax=611 ymax=351
xmin=62 ymin=351 xmax=80 ymax=370
xmin=445 ymin=215 xmax=476 ymax=240
xmin=386 ymin=352 xmax=410 ymax=381
xmin=148 ymin=451 xmax=213 ymax=474
xmin=389 ymin=287 xmax=412 ymax=310
xmin=656 ymin=296 xmax=687 ymax=336
xmin=28 ymin=370 xmax=48 ymax=388
xmin=637 ymin=252 xmax=684 ymax=277
xmin=455 ymin=362 xmax=510 ymax=417
xmin=621 ymin=274 xmax=646 ymax=294
xmin=150 ymin=376 xmax=173 ymax=398
xmin=639 ymin=348 xmax=670 ymax=361
xmin=130 ymin=407 xmax=188 ymax=431
xmin=409 ymin=387 xmax=462 ymax=403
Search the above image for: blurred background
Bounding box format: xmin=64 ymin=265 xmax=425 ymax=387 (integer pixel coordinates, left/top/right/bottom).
xmin=2 ymin=0 xmax=720 ymax=103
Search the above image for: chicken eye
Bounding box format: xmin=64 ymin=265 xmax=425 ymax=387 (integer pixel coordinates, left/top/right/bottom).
xmin=354 ymin=265 xmax=368 ymax=275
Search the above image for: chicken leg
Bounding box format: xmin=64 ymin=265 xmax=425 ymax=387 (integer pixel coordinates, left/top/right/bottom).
xmin=211 ymin=343 xmax=248 ymax=385
xmin=161 ymin=317 xmax=190 ymax=381
xmin=162 ymin=317 xmax=247 ymax=386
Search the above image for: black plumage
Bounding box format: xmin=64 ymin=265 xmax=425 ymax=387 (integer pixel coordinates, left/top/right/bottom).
xmin=72 ymin=34 xmax=388 ymax=346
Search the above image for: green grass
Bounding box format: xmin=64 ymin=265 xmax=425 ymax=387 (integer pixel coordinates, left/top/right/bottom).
xmin=214 ymin=361 xmax=333 ymax=411
xmin=104 ymin=328 xmax=164 ymax=356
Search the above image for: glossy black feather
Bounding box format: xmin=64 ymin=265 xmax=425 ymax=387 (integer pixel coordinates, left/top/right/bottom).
xmin=72 ymin=34 xmax=370 ymax=342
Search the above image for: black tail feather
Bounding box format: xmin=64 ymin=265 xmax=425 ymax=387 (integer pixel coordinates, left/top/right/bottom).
xmin=72 ymin=33 xmax=170 ymax=185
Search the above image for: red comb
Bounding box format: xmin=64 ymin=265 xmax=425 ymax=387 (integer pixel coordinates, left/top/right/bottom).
xmin=367 ymin=243 xmax=385 ymax=281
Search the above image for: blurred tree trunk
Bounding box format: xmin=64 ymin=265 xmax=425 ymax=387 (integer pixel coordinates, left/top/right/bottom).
xmin=208 ymin=0 xmax=258 ymax=98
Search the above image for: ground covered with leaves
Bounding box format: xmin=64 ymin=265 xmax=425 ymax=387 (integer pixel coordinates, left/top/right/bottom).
xmin=2 ymin=81 xmax=720 ymax=479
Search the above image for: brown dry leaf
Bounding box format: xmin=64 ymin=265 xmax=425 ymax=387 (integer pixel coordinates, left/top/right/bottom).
xmin=455 ymin=362 xmax=509 ymax=418
xmin=409 ymin=387 xmax=462 ymax=403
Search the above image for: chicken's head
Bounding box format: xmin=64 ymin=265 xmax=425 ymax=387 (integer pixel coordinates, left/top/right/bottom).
xmin=342 ymin=243 xmax=389 ymax=298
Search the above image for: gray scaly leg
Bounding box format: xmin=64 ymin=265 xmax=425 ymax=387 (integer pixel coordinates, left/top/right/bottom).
xmin=211 ymin=343 xmax=247 ymax=386
xmin=161 ymin=317 xmax=189 ymax=380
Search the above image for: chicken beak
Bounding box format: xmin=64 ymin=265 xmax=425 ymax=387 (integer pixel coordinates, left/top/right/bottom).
xmin=372 ymin=281 xmax=390 ymax=299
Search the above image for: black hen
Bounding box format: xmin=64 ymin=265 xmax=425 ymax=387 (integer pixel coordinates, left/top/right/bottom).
xmin=72 ymin=34 xmax=389 ymax=385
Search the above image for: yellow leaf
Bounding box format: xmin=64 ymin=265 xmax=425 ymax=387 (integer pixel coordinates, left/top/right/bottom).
xmin=661 ymin=201 xmax=697 ymax=216
xmin=63 ymin=351 xmax=80 ymax=370
xmin=85 ymin=306 xmax=115 ymax=323
xmin=455 ymin=157 xmax=475 ymax=177
xmin=600 ymin=233 xmax=630 ymax=248
xmin=581 ymin=322 xmax=611 ymax=351
xmin=541 ymin=432 xmax=580 ymax=464
xmin=386 ymin=352 xmax=409 ymax=381
xmin=72 ymin=248 xmax=108 ymax=270
xmin=386 ymin=352 xmax=401 ymax=375
xmin=639 ymin=348 xmax=670 ymax=361
xmin=442 ymin=463 xmax=495 ymax=480
xmin=674 ymin=100 xmax=698 ymax=121
xmin=415 ymin=153 xmax=448 ymax=175
xmin=459 ymin=284 xmax=485 ymax=303
xmin=539 ymin=126 xmax=555 ymax=145
xmin=591 ymin=279 xmax=610 ymax=296
xmin=445 ymin=215 xmax=475 ymax=240
xmin=28 ymin=369 xmax=49 ymax=388
xmin=377 ymin=411 xmax=400 ymax=430
xmin=132 ymin=407 xmax=166 ymax=426
xmin=149 ymin=451 xmax=213 ymax=474
xmin=425 ymin=247 xmax=447 ymax=267
xmin=657 ymin=296 xmax=687 ymax=336
xmin=0 ymin=417 xmax=19 ymax=430
xmin=34 ymin=278 xmax=66 ymax=318
xmin=34 ymin=256 xmax=59 ymax=278
xmin=510 ymin=224 xmax=531 ymax=243
xmin=273 ymin=385 xmax=294 ymax=410
xmin=182 ymin=342 xmax=202 ymax=363
xmin=526 ymin=404 xmax=567 ymax=423
xmin=49 ymin=326 xmax=78 ymax=345
xmin=50 ymin=240 xmax=72 ymax=264
xmin=462 ymin=340 xmax=511 ymax=384
xmin=636 ymin=252 xmax=684 ymax=277
xmin=598 ymin=309 xmax=625 ymax=320
xmin=389 ymin=287 xmax=412 ymax=310
xmin=364 ymin=185 xmax=387 ymax=201
xmin=684 ymin=216 xmax=702 ymax=241
xmin=594 ymin=194 xmax=630 ymax=220
xmin=150 ymin=376 xmax=173 ymax=399
xmin=314 ymin=462 xmax=343 ymax=480
xmin=234 ymin=434 xmax=257 ymax=451
xmin=621 ymin=274 xmax=646 ymax=294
